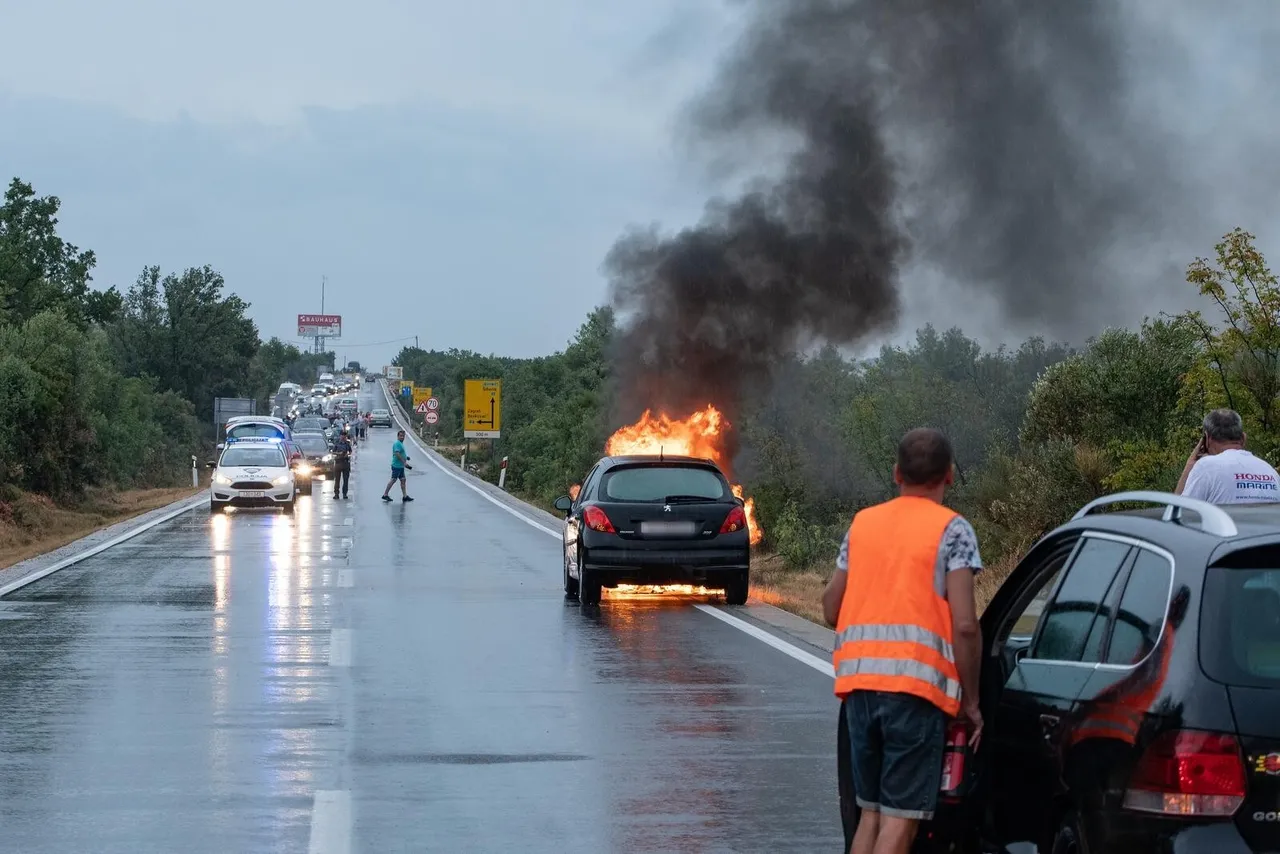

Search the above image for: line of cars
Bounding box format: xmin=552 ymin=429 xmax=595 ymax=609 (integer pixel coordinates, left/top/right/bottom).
xmin=208 ymin=402 xmax=370 ymax=512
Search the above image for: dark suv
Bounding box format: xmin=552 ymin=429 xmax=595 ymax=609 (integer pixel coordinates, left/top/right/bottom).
xmin=553 ymin=455 xmax=751 ymax=606
xmin=838 ymin=490 xmax=1280 ymax=854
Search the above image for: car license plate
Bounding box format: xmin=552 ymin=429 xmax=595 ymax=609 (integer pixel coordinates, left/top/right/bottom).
xmin=641 ymin=521 xmax=697 ymax=536
xmin=240 ymin=491 xmax=264 ymax=498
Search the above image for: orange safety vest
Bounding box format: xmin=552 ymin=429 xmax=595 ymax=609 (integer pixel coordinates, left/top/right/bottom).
xmin=833 ymin=496 xmax=963 ymax=717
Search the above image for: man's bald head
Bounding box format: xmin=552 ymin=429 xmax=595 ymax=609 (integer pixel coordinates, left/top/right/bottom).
xmin=896 ymin=428 xmax=954 ymax=487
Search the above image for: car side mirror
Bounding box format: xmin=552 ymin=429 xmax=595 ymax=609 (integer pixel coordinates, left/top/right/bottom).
xmin=553 ymin=495 xmax=573 ymax=514
xmin=205 ymin=461 xmax=217 ymax=469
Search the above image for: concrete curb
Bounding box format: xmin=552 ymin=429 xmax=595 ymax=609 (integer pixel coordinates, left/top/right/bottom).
xmin=0 ymin=490 xmax=210 ymax=596
xmin=381 ymin=381 xmax=835 ymax=656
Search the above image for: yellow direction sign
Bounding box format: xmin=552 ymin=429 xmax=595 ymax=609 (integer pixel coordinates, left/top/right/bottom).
xmin=412 ymin=387 xmax=433 ymax=407
xmin=463 ymin=379 xmax=501 ymax=438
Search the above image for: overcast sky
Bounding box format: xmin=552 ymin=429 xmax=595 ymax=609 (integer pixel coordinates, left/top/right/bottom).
xmin=2 ymin=1 xmax=1279 ymax=369
xmin=0 ymin=0 xmax=739 ymax=368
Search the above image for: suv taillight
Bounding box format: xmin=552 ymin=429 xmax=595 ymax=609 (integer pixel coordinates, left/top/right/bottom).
xmin=1123 ymin=730 xmax=1246 ymax=816
xmin=719 ymin=506 xmax=747 ymax=534
xmin=583 ymin=506 xmax=616 ymax=533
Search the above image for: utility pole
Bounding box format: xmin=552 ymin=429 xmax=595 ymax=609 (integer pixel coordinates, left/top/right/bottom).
xmin=415 ymin=335 xmax=419 ymax=349
xmin=314 ymin=275 xmax=327 ymax=355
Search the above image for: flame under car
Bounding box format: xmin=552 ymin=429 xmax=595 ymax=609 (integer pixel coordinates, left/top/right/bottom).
xmin=554 ymin=455 xmax=751 ymax=606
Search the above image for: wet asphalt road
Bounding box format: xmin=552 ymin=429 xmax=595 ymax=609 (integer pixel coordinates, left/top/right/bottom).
xmin=0 ymin=386 xmax=841 ymax=853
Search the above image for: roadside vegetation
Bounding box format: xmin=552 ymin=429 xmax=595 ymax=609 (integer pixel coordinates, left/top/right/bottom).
xmin=396 ymin=228 xmax=1280 ymax=619
xmin=0 ymin=177 xmax=329 ymax=564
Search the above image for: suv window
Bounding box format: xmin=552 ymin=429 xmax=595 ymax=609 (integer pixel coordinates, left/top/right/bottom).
xmin=1031 ymin=537 xmax=1132 ymax=662
xmin=1103 ymin=549 xmax=1173 ymax=665
xmin=1202 ymin=547 xmax=1280 ymax=688
xmin=601 ymin=465 xmax=728 ymax=503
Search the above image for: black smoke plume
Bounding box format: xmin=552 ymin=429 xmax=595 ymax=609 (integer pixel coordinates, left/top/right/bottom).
xmin=606 ymin=0 xmax=1183 ymax=427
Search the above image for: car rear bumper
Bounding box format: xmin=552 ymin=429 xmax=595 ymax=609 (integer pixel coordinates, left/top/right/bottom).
xmin=582 ymin=546 xmax=748 ymax=585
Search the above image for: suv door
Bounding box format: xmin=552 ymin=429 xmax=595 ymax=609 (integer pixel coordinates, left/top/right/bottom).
xmin=986 ymin=534 xmax=1134 ymax=849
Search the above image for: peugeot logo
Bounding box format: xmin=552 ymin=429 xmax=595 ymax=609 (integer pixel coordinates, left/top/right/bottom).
xmin=663 ymin=504 xmax=671 ymax=513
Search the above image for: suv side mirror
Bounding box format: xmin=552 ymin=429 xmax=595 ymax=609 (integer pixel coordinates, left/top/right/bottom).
xmin=205 ymin=461 xmax=217 ymax=469
xmin=553 ymin=496 xmax=573 ymax=514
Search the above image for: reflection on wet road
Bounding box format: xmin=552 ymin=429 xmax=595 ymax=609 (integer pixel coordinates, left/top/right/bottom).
xmin=0 ymin=387 xmax=841 ymax=852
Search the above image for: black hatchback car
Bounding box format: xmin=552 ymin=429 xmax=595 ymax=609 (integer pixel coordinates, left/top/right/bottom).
xmin=838 ymin=490 xmax=1280 ymax=854
xmin=553 ymin=455 xmax=751 ymax=606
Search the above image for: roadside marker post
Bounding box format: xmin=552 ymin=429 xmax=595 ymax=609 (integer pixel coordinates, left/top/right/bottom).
xmin=191 ymin=455 xmax=199 ymax=487
xmin=498 ymin=456 xmax=509 ymax=490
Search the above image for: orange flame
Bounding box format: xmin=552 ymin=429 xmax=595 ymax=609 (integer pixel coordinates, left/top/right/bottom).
xmin=605 ymin=405 xmax=763 ymax=545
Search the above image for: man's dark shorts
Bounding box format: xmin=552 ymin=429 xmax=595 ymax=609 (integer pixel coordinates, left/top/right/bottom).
xmin=846 ymin=689 xmax=946 ymax=820
xmin=390 ymin=466 xmax=405 ymax=481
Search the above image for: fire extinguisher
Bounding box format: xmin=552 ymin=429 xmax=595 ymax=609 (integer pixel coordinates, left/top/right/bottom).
xmin=939 ymin=719 xmax=970 ymax=802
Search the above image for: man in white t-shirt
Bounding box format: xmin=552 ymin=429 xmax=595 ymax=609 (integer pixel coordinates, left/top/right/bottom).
xmin=1176 ymin=408 xmax=1280 ymax=504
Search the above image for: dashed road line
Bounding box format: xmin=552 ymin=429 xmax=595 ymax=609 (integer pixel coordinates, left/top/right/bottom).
xmin=307 ymin=789 xmax=352 ymax=854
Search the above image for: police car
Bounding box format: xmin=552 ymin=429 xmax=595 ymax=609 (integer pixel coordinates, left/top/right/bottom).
xmin=208 ymin=437 xmax=296 ymax=513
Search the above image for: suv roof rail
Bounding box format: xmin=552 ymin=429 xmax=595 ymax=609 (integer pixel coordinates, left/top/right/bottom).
xmin=1072 ymin=490 xmax=1238 ymax=537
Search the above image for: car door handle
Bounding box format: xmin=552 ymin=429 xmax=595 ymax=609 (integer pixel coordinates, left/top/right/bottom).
xmin=1039 ymin=714 xmax=1061 ymax=740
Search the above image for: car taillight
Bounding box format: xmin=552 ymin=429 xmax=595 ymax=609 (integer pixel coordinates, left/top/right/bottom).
xmin=719 ymin=506 xmax=747 ymax=534
xmin=1122 ymin=730 xmax=1246 ymax=817
xmin=583 ymin=506 xmax=616 ymax=533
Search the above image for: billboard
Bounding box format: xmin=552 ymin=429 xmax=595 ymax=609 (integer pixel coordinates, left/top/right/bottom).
xmin=384 ymin=365 xmax=404 ymax=380
xmin=298 ymin=314 xmax=342 ymax=337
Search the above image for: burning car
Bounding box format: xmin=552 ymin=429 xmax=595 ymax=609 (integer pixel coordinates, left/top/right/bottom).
xmin=553 ymin=404 xmax=763 ymax=606
xmin=553 ymin=454 xmax=751 ymax=605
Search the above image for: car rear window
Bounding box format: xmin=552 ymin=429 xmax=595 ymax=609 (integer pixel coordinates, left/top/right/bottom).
xmin=1202 ymin=556 xmax=1280 ymax=688
xmin=601 ymin=465 xmax=728 ymax=502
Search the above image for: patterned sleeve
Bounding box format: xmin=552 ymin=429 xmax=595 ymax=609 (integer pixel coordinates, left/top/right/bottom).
xmin=836 ymin=529 xmax=850 ymax=571
xmin=940 ymin=516 xmax=983 ymax=573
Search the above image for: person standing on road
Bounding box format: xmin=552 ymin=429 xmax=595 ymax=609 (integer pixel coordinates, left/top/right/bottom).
xmin=381 ymin=429 xmax=414 ymax=502
xmin=331 ymin=430 xmax=353 ymax=499
xmin=1176 ymin=408 xmax=1280 ymax=503
xmin=821 ymin=428 xmax=983 ymax=854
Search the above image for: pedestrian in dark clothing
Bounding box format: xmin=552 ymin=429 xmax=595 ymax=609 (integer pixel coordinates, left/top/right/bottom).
xmin=332 ymin=431 xmax=353 ymax=498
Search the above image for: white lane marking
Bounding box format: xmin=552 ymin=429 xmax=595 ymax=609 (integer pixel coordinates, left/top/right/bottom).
xmin=381 ymin=383 xmax=834 ymax=678
xmin=337 ymin=570 xmax=354 ymax=588
xmin=308 ymin=789 xmax=352 ymax=854
xmin=342 ymin=517 xmax=353 ymax=526
xmin=694 ymin=604 xmax=833 ymax=676
xmin=340 ymin=537 xmax=353 ymax=548
xmin=0 ymin=494 xmax=209 ymax=598
xmin=329 ymin=629 xmax=352 ymax=667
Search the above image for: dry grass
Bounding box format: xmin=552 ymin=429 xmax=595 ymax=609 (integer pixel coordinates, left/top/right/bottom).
xmin=751 ymin=547 xmax=1024 ymax=626
xmin=751 ymin=552 xmax=830 ymax=624
xmin=0 ymin=486 xmax=201 ymax=570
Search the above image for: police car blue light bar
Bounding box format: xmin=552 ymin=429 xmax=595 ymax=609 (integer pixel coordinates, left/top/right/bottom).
xmin=226 ymin=436 xmax=285 ymax=444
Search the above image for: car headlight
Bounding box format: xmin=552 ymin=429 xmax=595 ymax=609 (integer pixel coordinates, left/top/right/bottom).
xmin=213 ymin=474 xmax=233 ymax=485
xmin=296 ymin=463 xmax=313 ymax=475
xmin=273 ymin=474 xmax=292 ymax=486
xmin=323 ymin=454 xmax=334 ymax=462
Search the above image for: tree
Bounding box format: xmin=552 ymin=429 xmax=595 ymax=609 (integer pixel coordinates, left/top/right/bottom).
xmin=1176 ymin=228 xmax=1280 ymax=462
xmin=112 ymin=265 xmax=260 ymax=419
xmin=0 ymin=178 xmax=120 ymax=326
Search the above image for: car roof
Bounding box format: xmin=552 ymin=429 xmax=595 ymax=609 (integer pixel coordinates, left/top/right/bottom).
xmin=1054 ymin=493 xmax=1280 ymax=562
xmin=596 ymin=454 xmax=724 ymax=470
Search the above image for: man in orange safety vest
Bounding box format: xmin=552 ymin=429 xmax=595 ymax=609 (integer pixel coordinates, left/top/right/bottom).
xmin=822 ymin=428 xmax=984 ymax=854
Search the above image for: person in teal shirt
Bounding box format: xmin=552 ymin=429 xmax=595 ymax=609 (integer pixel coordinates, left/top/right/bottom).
xmin=381 ymin=429 xmax=414 ymax=502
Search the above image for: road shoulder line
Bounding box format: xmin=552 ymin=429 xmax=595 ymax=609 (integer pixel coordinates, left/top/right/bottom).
xmin=0 ymin=491 xmax=210 ymax=598
xmin=382 ymin=382 xmax=836 ymax=680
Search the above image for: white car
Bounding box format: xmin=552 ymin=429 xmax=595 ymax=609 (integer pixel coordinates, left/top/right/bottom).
xmin=209 ymin=437 xmax=296 ymax=513
xmin=370 ymin=409 xmax=393 ymax=427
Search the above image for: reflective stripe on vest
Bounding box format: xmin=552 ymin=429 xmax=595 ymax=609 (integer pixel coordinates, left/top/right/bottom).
xmin=833 ymin=496 xmax=963 ymax=717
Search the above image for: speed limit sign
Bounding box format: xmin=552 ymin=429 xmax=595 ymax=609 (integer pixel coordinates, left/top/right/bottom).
xmin=425 ymin=410 xmax=439 ymax=424
xmin=426 ymin=397 xmax=439 ymax=411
